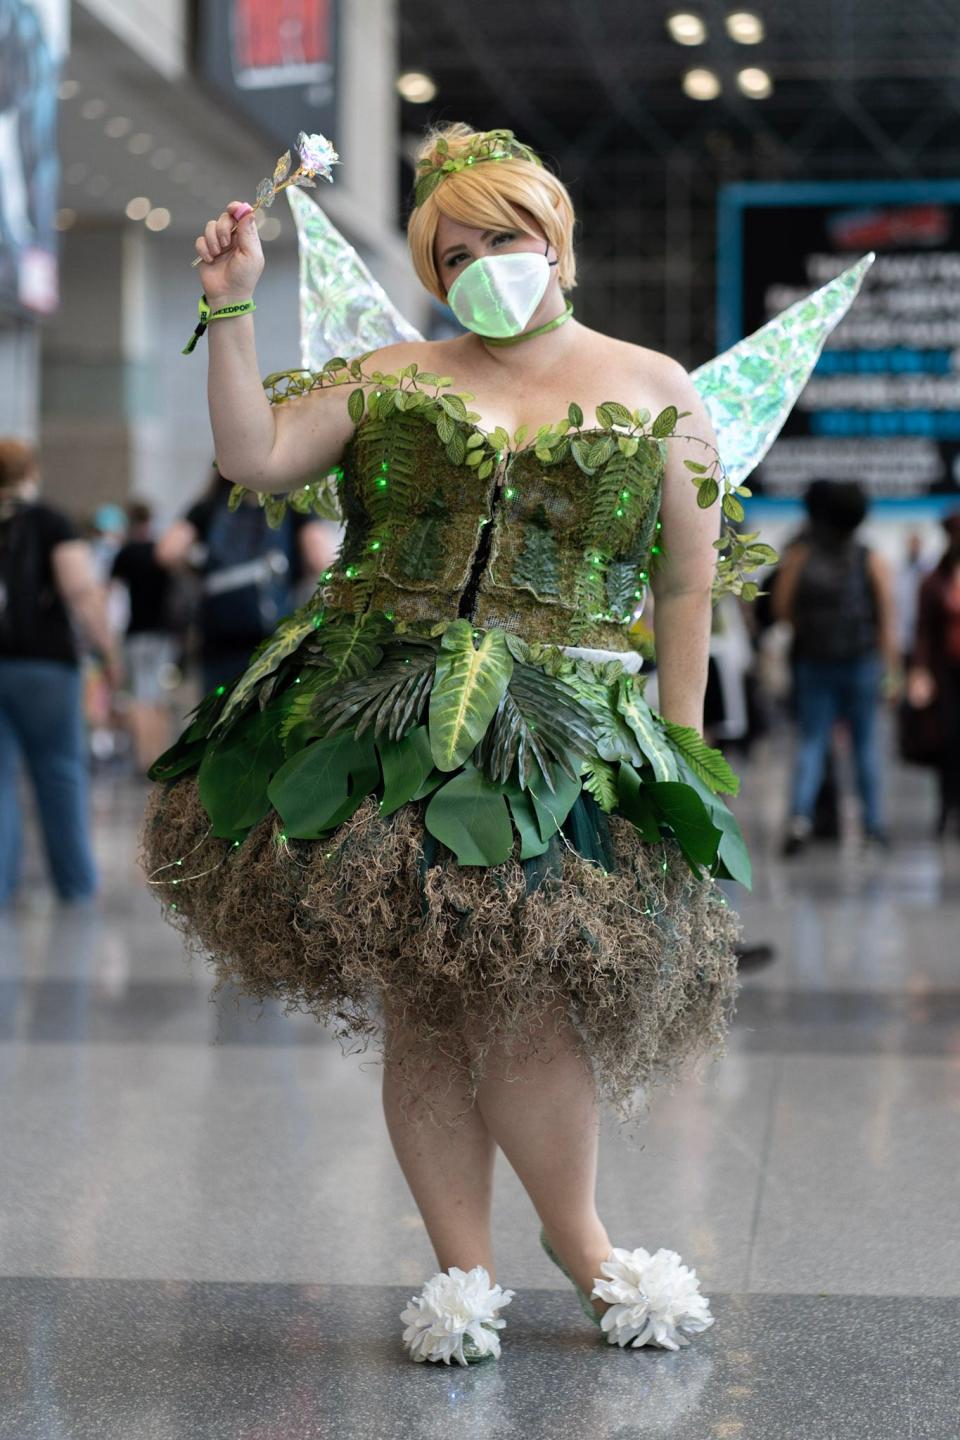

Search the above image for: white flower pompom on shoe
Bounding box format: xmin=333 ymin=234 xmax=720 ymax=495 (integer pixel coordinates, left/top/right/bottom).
xmin=400 ymin=1265 xmax=515 ymax=1366
xmin=591 ymin=1247 xmax=715 ymax=1351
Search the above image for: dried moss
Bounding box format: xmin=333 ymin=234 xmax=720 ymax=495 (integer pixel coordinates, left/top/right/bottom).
xmin=142 ymin=779 xmax=741 ymax=1130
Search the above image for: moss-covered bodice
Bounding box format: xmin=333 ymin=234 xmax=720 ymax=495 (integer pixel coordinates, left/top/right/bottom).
xmin=260 ymin=363 xmax=686 ymax=653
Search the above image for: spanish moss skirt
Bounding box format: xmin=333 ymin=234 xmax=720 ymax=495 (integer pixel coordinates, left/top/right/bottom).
xmin=142 ymin=775 xmax=742 ymax=1127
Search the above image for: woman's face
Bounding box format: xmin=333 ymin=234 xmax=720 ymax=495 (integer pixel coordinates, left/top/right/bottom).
xmin=433 ymin=211 xmax=551 ymax=296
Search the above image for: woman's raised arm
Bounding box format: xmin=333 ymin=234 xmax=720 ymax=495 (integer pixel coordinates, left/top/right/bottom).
xmin=196 ymin=200 xmax=355 ymax=492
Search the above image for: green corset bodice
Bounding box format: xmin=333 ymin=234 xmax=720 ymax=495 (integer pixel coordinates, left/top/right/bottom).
xmin=307 ymin=376 xmax=669 ymax=653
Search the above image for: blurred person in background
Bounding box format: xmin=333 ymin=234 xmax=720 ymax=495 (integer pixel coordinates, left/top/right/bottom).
xmin=86 ymin=502 xmax=128 ymax=584
xmin=896 ymin=530 xmax=929 ymax=666
xmin=155 ymin=466 xmax=336 ymax=694
xmin=0 ymin=438 xmax=120 ymax=905
xmin=908 ymin=512 xmax=960 ymax=838
xmin=772 ymin=479 xmax=898 ymax=856
xmin=111 ymin=500 xmax=177 ymax=776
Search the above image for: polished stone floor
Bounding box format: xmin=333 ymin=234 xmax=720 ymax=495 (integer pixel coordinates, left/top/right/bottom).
xmin=1 ymin=738 xmax=959 ymax=1439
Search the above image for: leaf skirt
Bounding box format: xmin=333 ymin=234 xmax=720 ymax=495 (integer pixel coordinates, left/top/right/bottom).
xmin=143 ymin=609 xmax=747 ymax=1124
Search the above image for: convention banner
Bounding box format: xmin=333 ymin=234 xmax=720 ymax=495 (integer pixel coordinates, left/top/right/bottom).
xmin=717 ymin=181 xmax=960 ymax=507
xmin=195 ymin=0 xmax=338 ymax=155
xmin=0 ymin=0 xmax=68 ymax=317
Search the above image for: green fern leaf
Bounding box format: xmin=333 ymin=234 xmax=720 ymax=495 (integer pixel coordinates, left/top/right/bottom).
xmin=395 ymin=488 xmax=448 ymax=581
xmin=663 ymin=723 xmax=740 ymax=795
xmin=511 ymin=505 xmax=561 ymax=596
xmin=581 ymin=756 xmax=618 ymax=812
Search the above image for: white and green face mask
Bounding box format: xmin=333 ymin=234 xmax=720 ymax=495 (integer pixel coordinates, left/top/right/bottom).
xmin=446 ymin=242 xmax=556 ymax=339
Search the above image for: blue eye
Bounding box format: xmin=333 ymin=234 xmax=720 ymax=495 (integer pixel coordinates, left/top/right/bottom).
xmin=492 ymin=232 xmax=516 ymax=245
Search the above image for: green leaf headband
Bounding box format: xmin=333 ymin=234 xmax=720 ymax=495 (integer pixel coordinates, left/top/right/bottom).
xmin=413 ymin=128 xmax=543 ymax=207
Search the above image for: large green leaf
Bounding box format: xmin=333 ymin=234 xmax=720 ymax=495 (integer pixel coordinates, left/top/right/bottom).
xmin=428 ymin=621 xmax=514 ymax=771
xmin=615 ymin=764 xmax=661 ymax=843
xmin=313 ymin=643 xmax=436 ymax=743
xmin=198 ymin=708 xmax=287 ymax=838
xmin=424 ymin=763 xmax=515 ymax=865
xmin=212 ymin=608 xmax=320 ymax=733
xmin=616 ymin=676 xmax=678 ymax=782
xmin=676 ymin=762 xmax=752 ymax=889
xmin=307 ymin=611 xmax=392 ymax=682
xmin=377 ymin=725 xmax=434 ymax=818
xmin=147 ymin=737 xmax=207 ymax=784
xmin=267 ymin=730 xmax=379 ymax=838
xmin=502 ymin=780 xmax=551 ymax=858
xmin=644 ymin=781 xmax=723 ymax=870
xmin=527 ymin=763 xmax=582 ymax=842
xmin=563 ymin=667 xmax=644 ymax=767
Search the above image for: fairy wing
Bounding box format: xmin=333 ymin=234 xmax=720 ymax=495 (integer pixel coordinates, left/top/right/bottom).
xmin=690 ymin=253 xmax=875 ymax=490
xmin=286 ymin=187 xmax=423 ymax=368
xmin=286 ymin=184 xmax=872 ymax=493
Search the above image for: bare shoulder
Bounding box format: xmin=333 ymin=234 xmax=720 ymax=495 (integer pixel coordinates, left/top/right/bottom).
xmin=356 ymin=336 xmax=461 ymax=374
xmin=580 ymin=327 xmax=701 ymax=407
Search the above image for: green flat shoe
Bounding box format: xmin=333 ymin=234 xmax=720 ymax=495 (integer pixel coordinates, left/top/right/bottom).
xmin=539 ymin=1227 xmax=603 ymax=1329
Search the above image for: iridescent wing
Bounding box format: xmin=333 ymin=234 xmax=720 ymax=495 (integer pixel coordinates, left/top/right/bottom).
xmin=286 ymin=187 xmax=423 ymax=368
xmin=691 ymin=253 xmax=875 ymax=489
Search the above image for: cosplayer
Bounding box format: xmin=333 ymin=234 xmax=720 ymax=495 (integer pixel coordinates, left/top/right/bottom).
xmin=145 ymin=126 xmax=871 ymax=1365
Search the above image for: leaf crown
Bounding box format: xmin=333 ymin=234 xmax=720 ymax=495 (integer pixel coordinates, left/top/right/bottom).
xmin=413 ymin=129 xmax=543 ymax=207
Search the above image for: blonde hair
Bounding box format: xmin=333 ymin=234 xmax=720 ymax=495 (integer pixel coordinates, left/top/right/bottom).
xmin=407 ymin=124 xmax=577 ymax=304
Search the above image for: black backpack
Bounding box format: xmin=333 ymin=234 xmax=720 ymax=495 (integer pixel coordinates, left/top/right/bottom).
xmin=792 ymin=540 xmax=878 ymax=663
xmin=198 ymin=499 xmax=298 ymax=643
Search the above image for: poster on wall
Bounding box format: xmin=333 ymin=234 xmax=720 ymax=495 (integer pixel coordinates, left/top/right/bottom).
xmin=717 ymin=181 xmax=960 ymax=508
xmin=0 ymin=0 xmax=68 ymax=317
xmin=195 ymin=0 xmax=338 ymax=155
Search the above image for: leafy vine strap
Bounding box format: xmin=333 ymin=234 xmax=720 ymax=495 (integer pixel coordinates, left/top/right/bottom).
xmin=677 ymin=422 xmax=779 ymax=599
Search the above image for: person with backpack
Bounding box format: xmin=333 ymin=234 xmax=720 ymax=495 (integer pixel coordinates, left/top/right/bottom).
xmin=772 ymin=478 xmax=898 ymax=855
xmin=155 ymin=467 xmax=336 ymax=694
xmin=907 ymin=511 xmax=960 ymax=838
xmin=110 ymin=500 xmax=178 ymax=775
xmin=0 ymin=437 xmax=120 ymax=905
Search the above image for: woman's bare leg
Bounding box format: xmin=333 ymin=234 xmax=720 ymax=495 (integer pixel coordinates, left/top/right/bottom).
xmin=473 ymin=1002 xmax=612 ymax=1317
xmin=382 ymin=1012 xmax=499 ymax=1279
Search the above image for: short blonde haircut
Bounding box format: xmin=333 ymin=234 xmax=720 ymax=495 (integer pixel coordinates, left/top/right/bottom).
xmin=407 ymin=124 xmax=577 ymax=305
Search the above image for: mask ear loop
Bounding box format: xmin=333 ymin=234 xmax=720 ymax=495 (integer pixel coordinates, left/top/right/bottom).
xmin=544 ymin=238 xmax=559 ymax=267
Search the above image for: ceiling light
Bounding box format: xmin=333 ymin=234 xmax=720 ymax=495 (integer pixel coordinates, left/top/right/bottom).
xmin=87 ymin=175 xmax=110 ymax=196
xmin=667 ymin=13 xmax=707 ymax=45
xmin=683 ymin=67 xmax=721 ymax=100
xmin=127 ymin=133 xmax=154 ymax=155
xmin=125 ymin=196 xmax=152 ymax=221
xmin=258 ymin=216 xmax=282 ymax=241
xmin=58 ymin=79 xmax=79 ymax=100
xmin=55 ymin=209 xmax=76 ymax=231
xmin=396 ymin=71 xmax=437 ymax=103
xmin=150 ymin=147 xmax=176 ymax=170
xmin=80 ymin=98 xmax=107 ymax=120
xmin=726 ymin=11 xmax=765 ymax=44
xmin=104 ymin=116 xmax=131 ymax=139
xmin=737 ymin=66 xmax=772 ymax=98
xmin=145 ymin=207 xmax=171 ymax=232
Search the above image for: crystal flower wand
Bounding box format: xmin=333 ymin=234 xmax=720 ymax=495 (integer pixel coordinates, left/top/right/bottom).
xmin=189 ymin=130 xmax=339 ymax=267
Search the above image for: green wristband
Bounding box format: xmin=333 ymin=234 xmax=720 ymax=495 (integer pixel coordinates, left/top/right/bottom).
xmin=182 ymin=293 xmax=256 ymax=355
